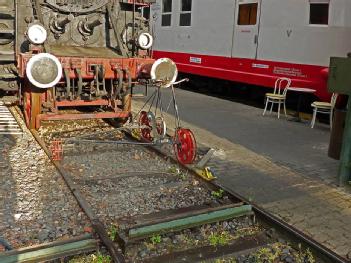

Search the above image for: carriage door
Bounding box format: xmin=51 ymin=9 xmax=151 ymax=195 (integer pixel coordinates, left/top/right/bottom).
xmin=232 ymin=0 xmax=261 ymax=59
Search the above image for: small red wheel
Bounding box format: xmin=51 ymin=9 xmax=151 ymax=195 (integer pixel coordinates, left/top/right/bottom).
xmin=174 ymin=128 xmax=197 ymax=164
xmin=139 ymin=111 xmax=152 ymax=141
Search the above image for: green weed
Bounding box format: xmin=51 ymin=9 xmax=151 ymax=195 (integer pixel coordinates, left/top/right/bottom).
xmin=108 ymin=224 xmax=118 ymax=241
xmin=211 ymin=189 xmax=224 ymax=198
xmin=208 ymin=231 xmax=230 ymax=246
xmin=168 ymin=166 xmax=178 ymax=174
xmin=150 ymin=234 xmax=162 ymax=245
xmin=68 ymin=252 xmax=111 ymax=263
xmin=168 ymin=166 xmax=187 ymax=180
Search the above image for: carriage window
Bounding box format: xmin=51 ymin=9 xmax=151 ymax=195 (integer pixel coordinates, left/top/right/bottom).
xmin=162 ymin=0 xmax=172 ymax=26
xmin=237 ymin=3 xmax=258 ymax=25
xmin=180 ymin=0 xmax=192 ymax=26
xmin=310 ymin=3 xmax=329 ymax=25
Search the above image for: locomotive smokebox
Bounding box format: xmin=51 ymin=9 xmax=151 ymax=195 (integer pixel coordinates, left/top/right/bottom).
xmin=26 ymin=53 xmax=63 ymax=89
xmin=140 ymin=58 xmax=178 ymax=87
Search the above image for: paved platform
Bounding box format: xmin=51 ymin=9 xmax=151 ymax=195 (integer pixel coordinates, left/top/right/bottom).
xmin=132 ymin=86 xmax=351 ymax=259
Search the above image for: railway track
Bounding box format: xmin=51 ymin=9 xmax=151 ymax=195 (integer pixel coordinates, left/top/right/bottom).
xmin=0 ymin=105 xmax=348 ymax=263
xmin=0 ymin=103 xmax=22 ymax=135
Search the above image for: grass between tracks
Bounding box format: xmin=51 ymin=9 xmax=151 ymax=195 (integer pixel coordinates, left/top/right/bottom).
xmin=68 ymin=252 xmax=112 ymax=263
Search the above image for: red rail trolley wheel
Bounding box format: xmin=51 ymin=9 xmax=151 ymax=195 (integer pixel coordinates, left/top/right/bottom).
xmin=139 ymin=111 xmax=152 ymax=141
xmin=174 ymin=128 xmax=197 ymax=164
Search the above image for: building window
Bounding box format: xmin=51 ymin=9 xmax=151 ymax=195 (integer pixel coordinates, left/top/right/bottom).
xmin=180 ymin=0 xmax=192 ymax=26
xmin=162 ymin=0 xmax=172 ymax=27
xmin=310 ymin=3 xmax=329 ymax=25
xmin=237 ymin=3 xmax=258 ymax=25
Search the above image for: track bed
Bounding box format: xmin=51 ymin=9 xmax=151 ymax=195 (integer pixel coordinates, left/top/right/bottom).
xmin=35 ymin=118 xmax=325 ymax=263
xmin=0 ymin=109 xmax=90 ymax=251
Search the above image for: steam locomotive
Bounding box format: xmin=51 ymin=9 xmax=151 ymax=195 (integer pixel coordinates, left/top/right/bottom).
xmin=0 ymin=0 xmax=174 ymax=129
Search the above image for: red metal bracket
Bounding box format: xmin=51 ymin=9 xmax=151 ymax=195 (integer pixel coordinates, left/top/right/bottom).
xmin=50 ymin=140 xmax=63 ymax=161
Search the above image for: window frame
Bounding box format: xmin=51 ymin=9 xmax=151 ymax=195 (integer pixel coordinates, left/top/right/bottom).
xmin=161 ymin=0 xmax=172 ymax=27
xmin=309 ymin=2 xmax=329 ymax=26
xmin=179 ymin=0 xmax=192 ymax=27
xmin=237 ymin=3 xmax=258 ymax=26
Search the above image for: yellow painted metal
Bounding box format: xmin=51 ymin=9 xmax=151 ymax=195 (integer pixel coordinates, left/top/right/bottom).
xmin=192 ymin=166 xmax=216 ymax=181
xmin=131 ymin=128 xmax=141 ymax=140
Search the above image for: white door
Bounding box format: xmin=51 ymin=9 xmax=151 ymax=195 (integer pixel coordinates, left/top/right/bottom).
xmin=232 ymin=0 xmax=261 ymax=59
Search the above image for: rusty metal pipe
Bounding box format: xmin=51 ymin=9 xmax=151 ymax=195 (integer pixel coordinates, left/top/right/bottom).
xmin=82 ymin=17 xmax=103 ymax=33
xmin=54 ymin=14 xmax=74 ymax=31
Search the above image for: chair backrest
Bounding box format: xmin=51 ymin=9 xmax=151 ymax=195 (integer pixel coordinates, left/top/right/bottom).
xmin=273 ymin=77 xmax=291 ymax=95
xmin=331 ymin=93 xmax=338 ymax=108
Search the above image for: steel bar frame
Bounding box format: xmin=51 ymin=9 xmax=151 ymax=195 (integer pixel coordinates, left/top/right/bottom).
xmin=35 ymin=111 xmax=130 ymax=129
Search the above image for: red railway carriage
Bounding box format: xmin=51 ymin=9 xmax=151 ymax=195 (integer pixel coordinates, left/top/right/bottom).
xmin=151 ymin=0 xmax=351 ymax=102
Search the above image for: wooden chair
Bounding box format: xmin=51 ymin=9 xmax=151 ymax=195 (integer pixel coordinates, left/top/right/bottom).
xmin=263 ymin=77 xmax=291 ymax=118
xmin=311 ymin=93 xmax=338 ymax=129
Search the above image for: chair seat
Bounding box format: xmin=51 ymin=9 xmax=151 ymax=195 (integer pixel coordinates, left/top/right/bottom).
xmin=311 ymin=101 xmax=332 ymax=109
xmin=265 ymin=93 xmax=285 ymax=99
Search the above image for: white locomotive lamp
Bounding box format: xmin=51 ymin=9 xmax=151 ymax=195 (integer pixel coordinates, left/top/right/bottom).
xmin=137 ymin=32 xmax=154 ymax=50
xmin=328 ymin=53 xmax=351 ymax=186
xmin=26 ymin=53 xmax=62 ymax=89
xmin=26 ymin=24 xmax=47 ymax=44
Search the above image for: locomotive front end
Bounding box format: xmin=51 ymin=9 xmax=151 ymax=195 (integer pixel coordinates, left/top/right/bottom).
xmin=14 ymin=0 xmax=167 ymax=129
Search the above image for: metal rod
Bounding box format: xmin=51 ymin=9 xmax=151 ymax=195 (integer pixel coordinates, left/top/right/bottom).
xmin=171 ymin=85 xmax=181 ymax=128
xmin=66 ymin=138 xmax=156 ymax=146
xmin=132 ymin=0 xmax=136 ymax=56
